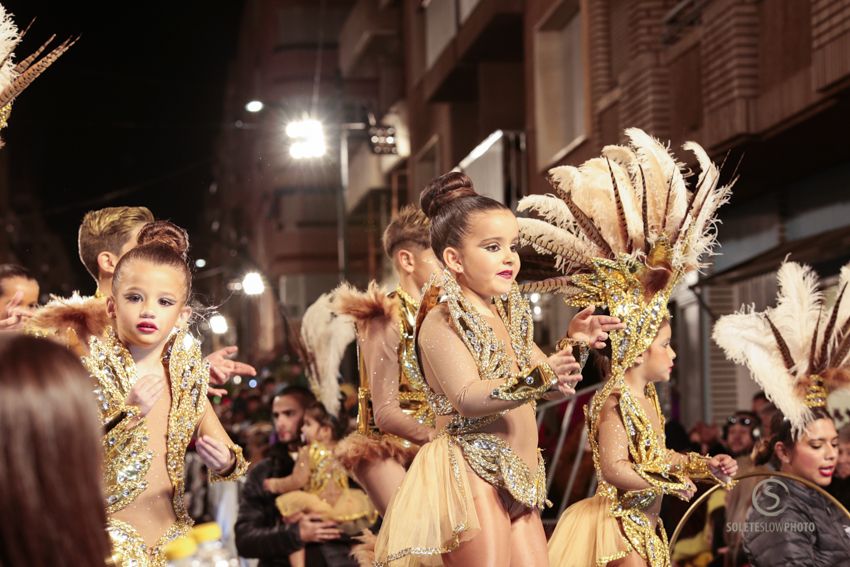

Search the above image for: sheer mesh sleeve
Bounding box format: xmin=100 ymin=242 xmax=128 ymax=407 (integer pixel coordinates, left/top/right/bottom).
xmin=597 ymin=394 xmax=657 ymax=492
xmin=362 ymin=317 xmax=433 ymax=445
xmin=266 ymin=446 xmax=310 ymax=494
xmin=418 ymin=308 xmax=530 ymax=418
xmin=197 ymin=399 xmax=249 ymax=482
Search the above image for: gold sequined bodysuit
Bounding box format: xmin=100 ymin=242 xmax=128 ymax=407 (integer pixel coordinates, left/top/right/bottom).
xmin=356 ymin=287 xmax=436 ymax=439
xmin=335 ymin=284 xmax=436 ymax=473
xmin=418 ymin=274 xmax=550 ymax=509
xmin=372 ymin=272 xmax=558 ymax=566
xmin=84 ymin=328 xmax=247 ymax=566
xmin=581 ymin=374 xmax=719 ymax=567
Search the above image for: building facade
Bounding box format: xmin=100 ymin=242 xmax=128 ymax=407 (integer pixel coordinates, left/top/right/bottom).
xmin=221 ymin=0 xmax=850 ymax=423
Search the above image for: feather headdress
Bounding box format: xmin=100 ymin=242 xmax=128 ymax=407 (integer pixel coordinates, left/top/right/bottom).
xmin=713 ymin=262 xmax=850 ymax=434
xmin=518 ymin=128 xmax=734 ymax=373
xmin=300 ymin=291 xmax=356 ymax=417
xmin=0 ymin=4 xmax=76 ymax=145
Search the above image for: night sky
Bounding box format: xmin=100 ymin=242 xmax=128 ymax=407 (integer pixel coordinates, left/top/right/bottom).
xmin=3 ymin=1 xmax=243 ymax=292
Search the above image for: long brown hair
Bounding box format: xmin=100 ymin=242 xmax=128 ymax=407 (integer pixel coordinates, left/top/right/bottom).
xmin=752 ymin=406 xmax=833 ymax=468
xmin=0 ymin=334 xmax=110 ymax=566
xmin=419 ymin=171 xmax=508 ymax=259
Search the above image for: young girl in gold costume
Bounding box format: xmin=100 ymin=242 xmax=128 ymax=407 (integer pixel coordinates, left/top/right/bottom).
xmin=84 ymin=222 xmax=248 ymax=566
xmin=333 ymin=206 xmax=440 ymax=516
xmin=523 ymin=129 xmax=738 ymax=567
xmin=374 ymin=172 xmax=621 ymax=566
xmin=265 ymin=401 xmax=377 ymax=567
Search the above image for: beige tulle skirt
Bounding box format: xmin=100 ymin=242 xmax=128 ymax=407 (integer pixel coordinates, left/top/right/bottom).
xmin=276 ymin=488 xmax=378 ymax=536
xmin=373 ymin=434 xmax=481 ymax=566
xmin=548 ymin=494 xmax=631 ymax=567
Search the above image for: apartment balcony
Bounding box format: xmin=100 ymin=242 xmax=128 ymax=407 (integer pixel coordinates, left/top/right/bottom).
xmin=339 ymin=0 xmax=401 ymax=78
xmin=422 ymin=0 xmax=523 ymax=101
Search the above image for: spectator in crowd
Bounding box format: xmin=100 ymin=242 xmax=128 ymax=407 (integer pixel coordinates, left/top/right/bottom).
xmin=751 ymin=391 xmax=779 ymax=438
xmin=0 ymin=264 xmax=40 ymax=331
xmin=236 ymin=385 xmax=352 ymax=567
xmin=0 ymin=334 xmax=111 ymax=566
xmin=723 ymin=410 xmax=760 ymax=457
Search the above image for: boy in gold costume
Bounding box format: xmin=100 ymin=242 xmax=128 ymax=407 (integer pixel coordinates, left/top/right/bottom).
xmin=333 ymin=206 xmax=441 ymax=515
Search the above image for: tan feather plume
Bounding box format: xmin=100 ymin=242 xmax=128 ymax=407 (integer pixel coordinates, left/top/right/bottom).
xmin=625 ymin=128 xmax=688 ymax=239
xmin=518 ymin=217 xmax=592 ymax=272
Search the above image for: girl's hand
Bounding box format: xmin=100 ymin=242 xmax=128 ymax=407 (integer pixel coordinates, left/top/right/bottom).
xmin=568 ymin=306 xmax=624 ymax=349
xmin=196 ymin=435 xmax=235 ymax=474
xmin=709 ymin=454 xmax=738 ymax=482
xmin=0 ymin=291 xmax=30 ymax=331
xmin=674 ymin=478 xmax=698 ymax=501
xmin=125 ymin=373 xmax=167 ymax=416
xmin=206 ymin=346 xmax=257 ymax=385
xmin=547 ymin=349 xmax=582 ymax=397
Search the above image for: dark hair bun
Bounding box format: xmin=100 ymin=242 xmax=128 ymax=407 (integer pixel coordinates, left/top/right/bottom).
xmin=420 ymin=171 xmax=477 ymax=219
xmin=136 ymin=221 xmax=190 ymax=260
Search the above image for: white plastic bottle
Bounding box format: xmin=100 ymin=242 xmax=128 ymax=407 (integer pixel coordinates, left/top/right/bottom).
xmin=191 ymin=522 xmax=239 ymax=566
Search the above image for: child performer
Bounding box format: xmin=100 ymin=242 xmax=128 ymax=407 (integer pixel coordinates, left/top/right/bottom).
xmin=526 ymin=129 xmax=738 ymax=567
xmin=374 ymin=172 xmax=620 ymax=566
xmin=333 ymin=205 xmax=440 ymax=516
xmin=264 ymin=401 xmax=378 ymax=567
xmin=84 ymin=221 xmax=248 ymax=566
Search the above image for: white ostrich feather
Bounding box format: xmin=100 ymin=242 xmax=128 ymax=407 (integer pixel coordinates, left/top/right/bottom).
xmin=677 ymin=180 xmax=732 ymax=269
xmin=626 ymin=128 xmax=688 ymax=239
xmin=0 ymin=5 xmax=19 ymax=94
xmin=517 ymin=217 xmax=592 ymax=272
xmin=713 ymin=310 xmax=811 ymax=434
xmin=768 ymin=262 xmax=822 ymax=374
xmin=602 ymin=144 xmax=646 ymax=235
xmin=300 ymin=292 xmax=356 ymax=417
xmin=548 ymin=165 xmax=579 ymax=201
xmin=574 ymin=158 xmax=629 ymax=253
xmin=517 ymin=194 xmax=578 ymax=232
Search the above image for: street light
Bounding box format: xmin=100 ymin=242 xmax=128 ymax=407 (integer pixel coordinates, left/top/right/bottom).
xmin=245 ymin=100 xmax=264 ymax=113
xmin=242 ymin=271 xmax=265 ymax=296
xmin=286 ymin=117 xmax=326 ymax=159
xmin=209 ymin=314 xmax=229 ymax=335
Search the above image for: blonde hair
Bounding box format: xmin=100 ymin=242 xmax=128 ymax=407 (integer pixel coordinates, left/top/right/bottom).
xmin=77 ymin=206 xmax=154 ymax=280
xmin=382 ymin=205 xmax=430 ymax=258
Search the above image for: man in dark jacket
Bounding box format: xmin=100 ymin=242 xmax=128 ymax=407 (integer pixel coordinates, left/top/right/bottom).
xmin=235 ymin=386 xmax=353 ymax=566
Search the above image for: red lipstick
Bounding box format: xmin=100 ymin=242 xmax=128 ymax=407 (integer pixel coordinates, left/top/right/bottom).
xmin=137 ymin=321 xmax=158 ymax=334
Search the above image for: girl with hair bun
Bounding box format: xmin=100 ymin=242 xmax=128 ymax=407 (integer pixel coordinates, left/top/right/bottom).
xmin=373 ymin=172 xmax=622 ymax=566
xmin=83 ymin=220 xmax=248 ymax=566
